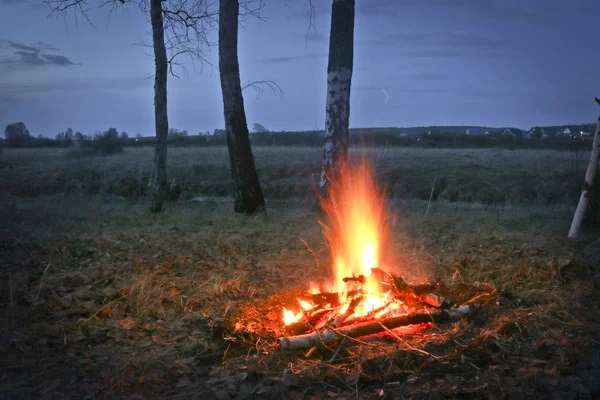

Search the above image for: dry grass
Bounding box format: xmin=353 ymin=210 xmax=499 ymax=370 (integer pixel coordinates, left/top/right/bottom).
xmin=1 ymin=185 xmax=598 ymax=398
xmin=0 ymin=146 xmax=588 ymax=204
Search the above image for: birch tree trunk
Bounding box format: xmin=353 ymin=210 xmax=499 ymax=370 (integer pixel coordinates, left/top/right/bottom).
xmin=568 ymin=97 xmax=600 ymax=239
xmin=150 ymin=0 xmax=169 ymax=213
xmin=319 ymin=0 xmax=355 ymax=199
xmin=218 ymin=0 xmax=265 ymax=214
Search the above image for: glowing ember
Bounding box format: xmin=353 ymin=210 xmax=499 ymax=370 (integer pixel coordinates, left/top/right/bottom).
xmin=282 ymin=307 xmax=303 ymax=325
xmin=298 ymin=299 xmax=313 ymax=311
xmin=282 ymin=159 xmax=408 ymax=326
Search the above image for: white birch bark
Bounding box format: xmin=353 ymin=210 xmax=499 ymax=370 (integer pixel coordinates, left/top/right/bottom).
xmin=320 ymin=68 xmax=352 ymax=197
xmin=319 ymin=0 xmax=355 ymax=199
xmin=568 ymin=98 xmax=600 ymax=239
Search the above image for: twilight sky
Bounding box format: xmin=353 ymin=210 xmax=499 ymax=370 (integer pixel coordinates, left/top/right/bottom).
xmin=0 ymin=0 xmax=598 ymax=136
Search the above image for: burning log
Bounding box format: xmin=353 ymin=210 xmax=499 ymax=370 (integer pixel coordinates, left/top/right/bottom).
xmin=286 ymin=307 xmax=333 ymax=335
xmin=300 ymin=290 xmax=362 ymax=308
xmin=418 ymin=293 xmax=452 ymax=310
xmin=305 ymin=296 xmax=364 ymax=357
xmin=277 ymin=305 xmax=471 ymax=351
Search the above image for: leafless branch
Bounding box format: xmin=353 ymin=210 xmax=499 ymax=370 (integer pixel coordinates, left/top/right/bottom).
xmin=44 ymin=0 xmax=219 ymax=76
xmin=239 ymin=0 xmax=266 ymax=24
xmin=242 ymin=79 xmax=284 ymax=100
xmin=304 ymin=0 xmax=316 ymax=35
xmin=44 ymin=0 xmax=97 ymax=30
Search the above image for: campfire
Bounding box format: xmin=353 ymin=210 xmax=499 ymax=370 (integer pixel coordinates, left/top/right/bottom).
xmin=276 ymin=160 xmax=471 ymax=353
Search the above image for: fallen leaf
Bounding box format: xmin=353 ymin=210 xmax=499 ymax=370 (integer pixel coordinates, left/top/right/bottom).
xmin=101 ymin=305 xmax=112 ymax=317
xmin=119 ymin=319 xmax=135 ymax=331
xmin=137 ymin=375 xmax=145 ymax=384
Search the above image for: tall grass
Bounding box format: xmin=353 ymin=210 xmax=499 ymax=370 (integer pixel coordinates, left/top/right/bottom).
xmin=0 ymin=146 xmax=587 ymax=206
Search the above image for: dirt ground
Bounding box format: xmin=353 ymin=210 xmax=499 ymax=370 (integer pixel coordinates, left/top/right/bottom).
xmin=1 ymin=191 xmax=599 ymax=399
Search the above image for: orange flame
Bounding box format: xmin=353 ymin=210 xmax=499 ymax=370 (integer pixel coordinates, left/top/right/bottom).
xmin=320 ymin=160 xmax=390 ymax=316
xmin=282 ymin=307 xmax=302 ymax=325
xmin=281 ymin=159 xmax=401 ymax=326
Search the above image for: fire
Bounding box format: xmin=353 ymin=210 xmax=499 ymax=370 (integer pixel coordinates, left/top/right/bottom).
xmin=320 ymin=160 xmax=390 ymax=313
xmin=283 ymin=159 xmax=400 ymax=325
xmin=282 ymin=307 xmax=303 ymax=325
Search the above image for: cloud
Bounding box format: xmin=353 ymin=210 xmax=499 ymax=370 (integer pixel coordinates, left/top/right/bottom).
xmin=411 ymin=72 xmax=451 ymax=80
xmin=0 ymin=76 xmax=151 ymax=96
xmin=386 ymin=32 xmax=504 ymax=49
xmin=353 ymin=84 xmax=501 ymax=99
xmin=256 ymin=53 xmax=327 ymax=64
xmin=34 ymin=41 xmax=61 ymax=51
xmin=0 ymin=40 xmax=79 ymax=69
xmin=0 ymin=96 xmax=18 ymax=103
xmin=355 ymin=0 xmax=546 ymax=22
xmin=358 ymin=31 xmax=505 ymax=59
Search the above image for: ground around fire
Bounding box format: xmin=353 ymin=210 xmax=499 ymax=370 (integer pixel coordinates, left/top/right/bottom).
xmin=1 ymin=190 xmax=599 ymax=399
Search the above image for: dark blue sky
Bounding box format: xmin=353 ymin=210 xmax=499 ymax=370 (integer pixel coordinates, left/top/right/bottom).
xmin=0 ymin=0 xmax=598 ymax=136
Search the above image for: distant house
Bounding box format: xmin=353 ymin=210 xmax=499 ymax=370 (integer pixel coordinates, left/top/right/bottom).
xmin=581 ymin=131 xmax=591 ymax=137
xmin=501 ymin=128 xmax=516 ymax=137
xmin=399 ymin=132 xmax=409 ymax=138
xmin=563 ymin=128 xmax=571 ymax=135
xmin=484 ymin=130 xmax=491 ymax=135
xmin=465 ymin=128 xmax=482 ymax=135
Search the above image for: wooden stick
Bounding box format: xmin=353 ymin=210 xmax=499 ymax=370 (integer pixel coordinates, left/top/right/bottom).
xmin=286 ymin=307 xmax=332 ymax=335
xmin=278 ymin=305 xmax=471 ymax=351
xmin=305 ymin=296 xmax=363 ymax=357
xmin=569 ymin=98 xmax=600 ymax=240
xmin=33 ymin=260 xmax=52 ymax=308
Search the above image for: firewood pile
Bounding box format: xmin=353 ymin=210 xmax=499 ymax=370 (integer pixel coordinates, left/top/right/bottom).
xmin=276 ymin=267 xmax=471 ymax=355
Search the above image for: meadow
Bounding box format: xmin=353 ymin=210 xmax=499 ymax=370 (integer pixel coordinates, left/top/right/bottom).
xmin=0 ymin=146 xmax=598 ymax=399
xmin=0 ymin=146 xmax=589 ymax=205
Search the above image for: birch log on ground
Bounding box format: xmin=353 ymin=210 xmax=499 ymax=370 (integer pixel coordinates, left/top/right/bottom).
xmin=218 ymin=0 xmax=265 ymax=214
xmin=149 ymin=0 xmax=169 ymax=213
xmin=278 ymin=305 xmax=471 ymax=351
xmin=568 ymin=98 xmax=600 ymax=239
xmin=319 ymin=0 xmax=355 ymax=199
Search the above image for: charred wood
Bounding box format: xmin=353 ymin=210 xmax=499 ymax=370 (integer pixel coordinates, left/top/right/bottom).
xmin=278 ymin=305 xmax=471 ymax=351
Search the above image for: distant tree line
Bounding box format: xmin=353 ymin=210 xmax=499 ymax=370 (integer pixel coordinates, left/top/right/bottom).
xmin=2 ymin=122 xmax=593 ymax=151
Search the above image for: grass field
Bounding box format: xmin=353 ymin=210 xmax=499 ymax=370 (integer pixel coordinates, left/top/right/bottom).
xmin=0 ymin=147 xmax=599 ymax=399
xmin=0 ymin=146 xmax=589 ymax=204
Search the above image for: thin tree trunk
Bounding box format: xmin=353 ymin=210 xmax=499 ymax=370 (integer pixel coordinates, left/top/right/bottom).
xmin=218 ymin=0 xmax=265 ymax=215
xmin=319 ymin=0 xmax=355 ymax=200
xmin=150 ymin=0 xmax=169 ymax=213
xmin=568 ymin=98 xmax=600 ymax=239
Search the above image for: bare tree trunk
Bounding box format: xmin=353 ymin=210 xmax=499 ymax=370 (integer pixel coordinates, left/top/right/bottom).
xmin=218 ymin=0 xmax=265 ymax=214
xmin=150 ymin=0 xmax=169 ymax=213
xmin=319 ymin=0 xmax=355 ymax=199
xmin=568 ymin=97 xmax=600 ymax=239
